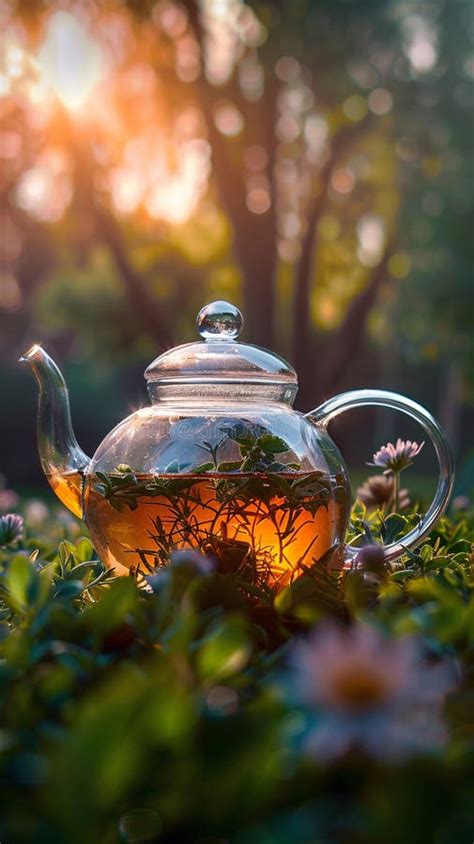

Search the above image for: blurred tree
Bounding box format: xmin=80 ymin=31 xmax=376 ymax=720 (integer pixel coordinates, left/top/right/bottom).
xmin=0 ymin=0 xmax=472 ymax=411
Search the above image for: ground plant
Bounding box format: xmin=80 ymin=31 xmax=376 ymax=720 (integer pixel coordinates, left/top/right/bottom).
xmin=0 ymin=444 xmax=473 ymax=844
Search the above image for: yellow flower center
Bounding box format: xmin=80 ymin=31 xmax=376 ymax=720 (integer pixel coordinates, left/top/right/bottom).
xmin=331 ymin=668 xmax=389 ymax=710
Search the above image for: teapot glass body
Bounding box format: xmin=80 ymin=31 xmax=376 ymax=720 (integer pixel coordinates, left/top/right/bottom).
xmin=23 ymin=300 xmax=454 ymax=589
xmin=74 ymin=401 xmax=351 ymax=586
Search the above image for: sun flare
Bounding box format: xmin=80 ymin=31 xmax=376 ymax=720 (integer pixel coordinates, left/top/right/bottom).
xmin=36 ymin=11 xmax=105 ymax=111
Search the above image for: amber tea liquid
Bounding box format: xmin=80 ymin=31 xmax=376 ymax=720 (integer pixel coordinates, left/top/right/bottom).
xmin=47 ymin=470 xmax=84 ymax=519
xmin=82 ymin=471 xmax=347 ymax=588
xmin=46 ymin=469 xmax=347 ymax=588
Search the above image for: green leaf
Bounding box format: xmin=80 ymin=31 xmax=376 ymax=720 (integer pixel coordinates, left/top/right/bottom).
xmin=4 ymin=555 xmax=35 ymax=612
xmin=274 ymin=587 xmax=292 ymax=614
xmin=197 ymin=617 xmax=251 ymax=680
xmin=381 ymin=513 xmax=408 ymax=545
xmin=74 ymin=537 xmax=95 ymax=563
xmin=193 ymin=462 xmax=215 ymax=474
xmin=58 ymin=540 xmax=75 ymax=567
xmin=257 ymin=434 xmax=289 ymax=454
xmin=54 ymin=580 xmax=85 ymax=600
xmin=217 ymin=461 xmax=242 ymax=472
xmin=85 ymin=578 xmax=139 ymax=636
xmin=229 ymin=431 xmax=255 ymax=448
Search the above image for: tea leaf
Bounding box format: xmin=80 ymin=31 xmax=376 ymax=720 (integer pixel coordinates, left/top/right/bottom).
xmin=257 ymin=434 xmax=289 ymax=454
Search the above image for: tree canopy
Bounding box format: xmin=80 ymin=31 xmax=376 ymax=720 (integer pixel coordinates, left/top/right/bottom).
xmin=1 ymin=0 xmax=472 ymax=416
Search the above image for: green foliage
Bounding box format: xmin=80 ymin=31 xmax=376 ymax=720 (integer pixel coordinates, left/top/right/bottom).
xmin=0 ymin=501 xmax=472 ymax=844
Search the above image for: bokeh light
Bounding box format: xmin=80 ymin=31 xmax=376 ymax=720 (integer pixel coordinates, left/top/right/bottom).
xmin=357 ymin=214 xmax=386 ymax=267
xmin=37 ymin=11 xmax=106 ymax=111
xmin=403 ymin=15 xmax=438 ymax=74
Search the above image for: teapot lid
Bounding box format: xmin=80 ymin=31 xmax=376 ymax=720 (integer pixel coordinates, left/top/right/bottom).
xmin=144 ymin=301 xmax=297 ymax=401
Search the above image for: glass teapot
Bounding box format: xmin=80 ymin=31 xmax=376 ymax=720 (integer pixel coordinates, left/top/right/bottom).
xmin=22 ymin=300 xmax=454 ymax=588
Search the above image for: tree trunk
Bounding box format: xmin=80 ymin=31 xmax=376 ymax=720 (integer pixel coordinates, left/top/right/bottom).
xmin=320 ymin=241 xmax=394 ymax=396
xmin=92 ymin=204 xmax=174 ymax=348
xmin=291 ymin=115 xmax=375 ymax=401
xmin=183 ymin=0 xmax=277 ymax=346
xmin=66 ymin=119 xmax=174 ymax=349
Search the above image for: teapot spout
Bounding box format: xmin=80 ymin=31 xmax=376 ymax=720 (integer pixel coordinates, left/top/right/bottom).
xmin=20 ymin=345 xmax=90 ymax=518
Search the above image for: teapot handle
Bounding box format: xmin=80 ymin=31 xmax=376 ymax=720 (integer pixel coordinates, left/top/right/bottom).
xmin=307 ymin=389 xmax=455 ymax=563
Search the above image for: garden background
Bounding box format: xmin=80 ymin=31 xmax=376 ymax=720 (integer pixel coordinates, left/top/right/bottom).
xmin=0 ymin=2 xmax=473 ymax=844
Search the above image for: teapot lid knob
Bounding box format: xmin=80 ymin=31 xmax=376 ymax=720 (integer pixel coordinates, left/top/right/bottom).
xmin=197 ymin=301 xmax=243 ymax=341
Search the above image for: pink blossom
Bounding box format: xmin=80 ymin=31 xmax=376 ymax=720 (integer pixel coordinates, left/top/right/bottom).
xmin=357 ymin=474 xmax=410 ymax=511
xmin=368 ymin=438 xmax=425 ymax=474
xmin=289 ymin=622 xmax=455 ymax=761
xmin=24 ymin=500 xmax=49 ymax=526
xmin=0 ymin=474 xmax=19 ymax=512
xmin=0 ymin=489 xmax=19 ymax=511
xmin=0 ymin=513 xmax=24 ymax=545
